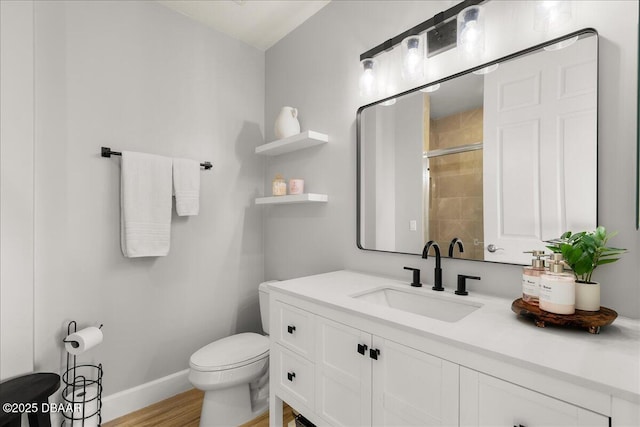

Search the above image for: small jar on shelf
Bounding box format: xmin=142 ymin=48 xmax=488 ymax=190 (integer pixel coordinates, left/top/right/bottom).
xmin=272 ymin=174 xmax=286 ymax=196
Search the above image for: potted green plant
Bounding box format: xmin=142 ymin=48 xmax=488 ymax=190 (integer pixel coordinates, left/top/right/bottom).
xmin=546 ymin=226 xmax=626 ymax=311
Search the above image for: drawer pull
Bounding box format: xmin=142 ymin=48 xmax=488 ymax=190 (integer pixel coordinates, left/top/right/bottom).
xmin=357 ymin=344 xmax=368 ymax=355
xmin=287 ymin=325 xmax=296 ymax=334
xmin=287 ymin=372 xmax=296 ymax=381
xmin=369 ymin=348 xmax=380 ymax=360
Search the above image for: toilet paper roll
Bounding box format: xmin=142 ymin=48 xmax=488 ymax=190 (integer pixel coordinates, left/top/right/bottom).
xmin=64 ymin=385 xmax=99 ymax=427
xmin=64 ymin=327 xmax=103 ymax=355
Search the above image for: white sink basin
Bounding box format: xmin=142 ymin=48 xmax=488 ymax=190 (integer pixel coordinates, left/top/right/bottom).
xmin=352 ymin=287 xmax=482 ymax=322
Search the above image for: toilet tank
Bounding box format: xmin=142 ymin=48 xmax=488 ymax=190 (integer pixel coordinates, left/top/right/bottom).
xmin=259 ymin=280 xmax=278 ymax=334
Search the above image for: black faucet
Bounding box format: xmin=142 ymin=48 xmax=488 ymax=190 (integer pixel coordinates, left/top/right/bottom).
xmin=448 ymin=237 xmax=464 ymax=258
xmin=422 ymin=240 xmax=444 ymax=291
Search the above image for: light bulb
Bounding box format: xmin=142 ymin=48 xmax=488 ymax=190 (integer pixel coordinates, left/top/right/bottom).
xmin=457 ymin=5 xmax=485 ymax=62
xmin=401 ymin=36 xmax=424 ymax=82
xmin=404 ymin=49 xmax=421 ymax=74
xmin=460 ymin=22 xmax=479 ymax=48
xmin=534 ymin=1 xmax=571 ymax=33
xmin=359 ymin=59 xmax=377 ymax=97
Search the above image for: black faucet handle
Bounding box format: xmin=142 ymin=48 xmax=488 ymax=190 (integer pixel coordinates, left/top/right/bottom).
xmin=403 ymin=266 xmax=422 ymax=287
xmin=456 ymin=275 xmax=481 ymax=296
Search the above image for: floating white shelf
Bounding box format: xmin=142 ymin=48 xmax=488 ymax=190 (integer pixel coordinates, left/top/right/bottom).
xmin=255 ymin=193 xmax=329 ymax=205
xmin=255 ymin=130 xmax=328 ymax=156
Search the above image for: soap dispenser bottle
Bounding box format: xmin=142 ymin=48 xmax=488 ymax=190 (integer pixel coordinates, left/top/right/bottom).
xmin=522 ymin=250 xmax=546 ymax=305
xmin=539 ymin=253 xmax=576 ymax=315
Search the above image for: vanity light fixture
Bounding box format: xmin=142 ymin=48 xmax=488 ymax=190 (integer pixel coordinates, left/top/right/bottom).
xmin=359 ymin=58 xmax=377 ymax=97
xmin=401 ymin=35 xmax=425 ymax=82
xmin=457 ymin=5 xmax=485 ymax=63
xmin=358 ymin=0 xmax=486 ymax=96
xmin=420 ymin=83 xmax=441 ymax=93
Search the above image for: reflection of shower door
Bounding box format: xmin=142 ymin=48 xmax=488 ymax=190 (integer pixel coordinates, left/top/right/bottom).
xmin=483 ymin=38 xmax=597 ymax=263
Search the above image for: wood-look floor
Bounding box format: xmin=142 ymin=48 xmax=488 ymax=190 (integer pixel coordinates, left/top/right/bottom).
xmin=103 ymin=388 xmax=295 ymax=427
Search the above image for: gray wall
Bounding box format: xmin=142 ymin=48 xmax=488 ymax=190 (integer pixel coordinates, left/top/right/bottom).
xmin=265 ymin=0 xmax=640 ymax=318
xmin=0 ymin=0 xmax=35 ymax=380
xmin=33 ymin=1 xmax=264 ymax=395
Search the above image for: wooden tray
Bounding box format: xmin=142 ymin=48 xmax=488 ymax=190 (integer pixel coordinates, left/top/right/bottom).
xmin=511 ymin=298 xmax=617 ymax=334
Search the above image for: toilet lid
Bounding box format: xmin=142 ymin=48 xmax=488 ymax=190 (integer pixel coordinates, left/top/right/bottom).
xmin=190 ymin=332 xmax=269 ymax=372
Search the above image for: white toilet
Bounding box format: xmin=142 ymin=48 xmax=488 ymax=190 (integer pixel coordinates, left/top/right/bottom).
xmin=188 ymin=281 xmax=275 ymax=427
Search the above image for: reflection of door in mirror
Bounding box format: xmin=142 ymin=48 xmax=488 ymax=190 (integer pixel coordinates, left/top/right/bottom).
xmin=483 ymin=36 xmax=597 ymax=264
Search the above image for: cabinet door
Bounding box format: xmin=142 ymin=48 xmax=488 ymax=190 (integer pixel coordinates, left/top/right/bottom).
xmin=460 ymin=367 xmax=608 ymax=427
xmin=315 ymin=316 xmax=372 ymax=427
xmin=372 ymin=337 xmax=459 ymax=426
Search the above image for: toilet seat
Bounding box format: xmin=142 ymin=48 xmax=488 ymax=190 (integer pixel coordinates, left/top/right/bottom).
xmin=190 ymin=332 xmax=269 ymax=372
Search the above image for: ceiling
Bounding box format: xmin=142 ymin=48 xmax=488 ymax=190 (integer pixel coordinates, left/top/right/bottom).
xmin=158 ymin=0 xmax=332 ymax=51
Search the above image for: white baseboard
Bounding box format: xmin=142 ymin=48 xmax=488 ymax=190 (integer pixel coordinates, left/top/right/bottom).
xmin=101 ymin=369 xmax=192 ymax=423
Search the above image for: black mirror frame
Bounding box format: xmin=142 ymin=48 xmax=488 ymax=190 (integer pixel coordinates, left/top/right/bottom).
xmin=356 ymin=28 xmax=599 ymax=263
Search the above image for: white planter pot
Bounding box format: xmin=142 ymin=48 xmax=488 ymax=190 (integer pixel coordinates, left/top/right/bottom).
xmin=274 ymin=106 xmax=300 ymax=139
xmin=575 ymin=281 xmax=600 ymax=311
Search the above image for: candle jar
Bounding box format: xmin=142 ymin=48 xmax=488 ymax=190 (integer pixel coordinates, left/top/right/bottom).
xmin=272 ymin=174 xmax=286 ymax=196
xmin=289 ymin=179 xmax=304 ymax=195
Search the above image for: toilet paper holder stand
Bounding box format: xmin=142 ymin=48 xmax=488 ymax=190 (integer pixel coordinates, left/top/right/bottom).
xmin=61 ymin=320 xmax=104 ymax=427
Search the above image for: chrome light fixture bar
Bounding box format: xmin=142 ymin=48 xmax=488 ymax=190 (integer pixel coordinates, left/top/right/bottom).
xmin=359 ymin=0 xmax=486 ymax=62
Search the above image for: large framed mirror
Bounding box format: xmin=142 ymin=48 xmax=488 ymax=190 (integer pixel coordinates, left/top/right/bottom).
xmin=357 ymin=29 xmax=598 ymax=265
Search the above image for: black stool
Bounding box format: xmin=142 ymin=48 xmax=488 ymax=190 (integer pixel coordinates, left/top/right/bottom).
xmin=0 ymin=373 xmax=60 ymax=427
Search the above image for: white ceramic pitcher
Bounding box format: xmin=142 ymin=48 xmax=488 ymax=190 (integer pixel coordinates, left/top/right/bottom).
xmin=274 ymin=106 xmax=300 ymax=139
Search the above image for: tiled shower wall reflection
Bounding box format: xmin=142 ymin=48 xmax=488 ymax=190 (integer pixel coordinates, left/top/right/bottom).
xmin=426 ymin=106 xmax=484 ymax=261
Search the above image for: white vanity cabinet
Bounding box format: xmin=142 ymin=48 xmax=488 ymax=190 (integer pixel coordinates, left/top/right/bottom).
xmin=460 ymin=367 xmax=609 ymax=427
xmin=271 ymin=300 xmax=459 ymax=427
xmin=268 ymin=271 xmax=639 ymax=427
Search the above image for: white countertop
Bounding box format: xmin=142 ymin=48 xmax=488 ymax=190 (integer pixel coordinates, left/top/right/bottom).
xmin=269 ymin=270 xmax=640 ymax=403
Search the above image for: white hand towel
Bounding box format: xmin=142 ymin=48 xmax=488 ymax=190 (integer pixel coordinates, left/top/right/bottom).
xmin=120 ymin=151 xmax=173 ymax=257
xmin=172 ymin=158 xmax=200 ymax=216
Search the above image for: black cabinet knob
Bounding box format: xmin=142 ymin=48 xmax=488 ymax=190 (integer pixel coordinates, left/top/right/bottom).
xmin=287 ymin=325 xmax=296 ymax=334
xmin=287 ymin=372 xmax=296 ymax=381
xmin=369 ymin=348 xmax=380 ymax=360
xmin=357 ymin=343 xmax=368 ymax=355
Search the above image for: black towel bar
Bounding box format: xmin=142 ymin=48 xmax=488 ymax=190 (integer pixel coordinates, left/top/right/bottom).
xmin=101 ymin=146 xmax=212 ymax=170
